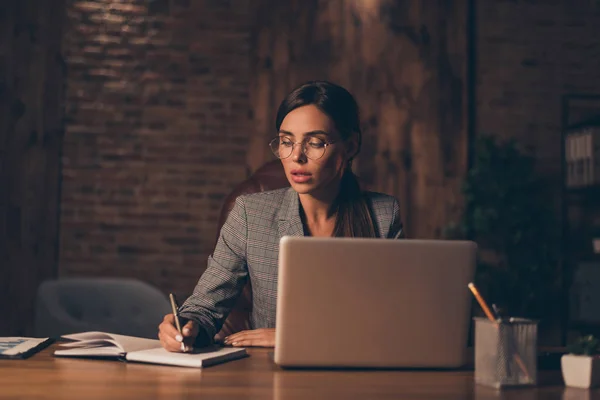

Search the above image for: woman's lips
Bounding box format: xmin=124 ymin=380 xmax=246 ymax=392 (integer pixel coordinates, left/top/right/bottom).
xmin=290 ymin=170 xmax=312 ymax=183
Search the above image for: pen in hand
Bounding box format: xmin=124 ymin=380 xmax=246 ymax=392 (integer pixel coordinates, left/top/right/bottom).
xmin=169 ymin=293 xmax=187 ymax=353
xmin=393 ymin=227 xmax=404 ymax=239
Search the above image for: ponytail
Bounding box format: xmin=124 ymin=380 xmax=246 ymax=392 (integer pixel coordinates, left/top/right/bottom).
xmin=333 ymin=169 xmax=376 ymax=238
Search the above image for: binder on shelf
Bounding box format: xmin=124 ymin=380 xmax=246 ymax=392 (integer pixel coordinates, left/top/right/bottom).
xmin=564 ymin=125 xmax=600 ymax=188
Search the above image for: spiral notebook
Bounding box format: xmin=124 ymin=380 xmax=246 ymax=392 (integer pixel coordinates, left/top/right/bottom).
xmin=54 ymin=331 xmax=247 ymax=368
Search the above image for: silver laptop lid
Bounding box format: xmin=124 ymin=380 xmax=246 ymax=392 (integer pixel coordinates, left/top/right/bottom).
xmin=274 ymin=237 xmax=477 ymax=368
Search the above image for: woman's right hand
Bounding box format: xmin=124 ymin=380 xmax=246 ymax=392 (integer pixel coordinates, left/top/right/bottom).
xmin=158 ymin=314 xmax=199 ymax=352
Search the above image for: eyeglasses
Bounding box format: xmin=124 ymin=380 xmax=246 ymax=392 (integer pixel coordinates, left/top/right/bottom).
xmin=269 ymin=136 xmax=336 ymax=160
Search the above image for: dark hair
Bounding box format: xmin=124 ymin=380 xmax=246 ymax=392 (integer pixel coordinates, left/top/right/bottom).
xmin=275 ymin=80 xmax=376 ymax=238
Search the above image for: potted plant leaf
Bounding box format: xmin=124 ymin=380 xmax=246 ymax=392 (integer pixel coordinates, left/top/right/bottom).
xmin=445 ymin=135 xmax=563 ymax=328
xmin=562 ymin=335 xmax=600 ymax=388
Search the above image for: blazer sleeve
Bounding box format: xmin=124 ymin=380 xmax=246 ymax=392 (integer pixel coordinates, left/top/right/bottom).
xmin=387 ymin=197 xmax=405 ymax=239
xmin=178 ymin=195 xmax=249 ymax=344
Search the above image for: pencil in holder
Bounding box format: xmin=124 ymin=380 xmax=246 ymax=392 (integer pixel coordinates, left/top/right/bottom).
xmin=474 ymin=317 xmax=538 ymax=388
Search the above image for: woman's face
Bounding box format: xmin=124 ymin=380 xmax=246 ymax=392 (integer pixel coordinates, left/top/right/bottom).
xmin=278 ymin=105 xmax=352 ymax=198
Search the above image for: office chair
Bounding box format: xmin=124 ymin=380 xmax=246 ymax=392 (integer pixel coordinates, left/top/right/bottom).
xmin=34 ymin=277 xmax=172 ymax=339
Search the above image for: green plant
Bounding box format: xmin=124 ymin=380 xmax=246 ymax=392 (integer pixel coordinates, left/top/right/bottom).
xmin=568 ymin=335 xmax=600 ymax=356
xmin=445 ymin=135 xmax=562 ymax=320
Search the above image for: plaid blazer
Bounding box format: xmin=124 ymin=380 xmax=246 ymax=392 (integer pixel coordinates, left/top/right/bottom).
xmin=179 ymin=187 xmax=403 ymax=340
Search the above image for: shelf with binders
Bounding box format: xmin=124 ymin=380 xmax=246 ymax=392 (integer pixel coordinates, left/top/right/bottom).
xmin=563 ymin=122 xmax=600 ymax=190
xmin=565 ymin=222 xmax=600 ymax=337
xmin=562 ymin=119 xmax=600 ymax=344
xmin=564 ymin=207 xmax=600 ymax=261
xmin=568 ymin=258 xmax=600 ymax=339
xmin=565 ymin=183 xmax=600 ymax=198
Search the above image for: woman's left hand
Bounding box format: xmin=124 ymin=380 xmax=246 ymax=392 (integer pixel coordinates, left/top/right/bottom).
xmin=223 ymin=328 xmax=275 ymax=348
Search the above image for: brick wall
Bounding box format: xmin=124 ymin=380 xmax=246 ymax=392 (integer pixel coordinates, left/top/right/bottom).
xmin=59 ymin=0 xmax=252 ymax=296
xmin=58 ymin=0 xmax=600 ymax=299
xmin=477 ymin=1 xmax=600 ymax=176
xmin=477 ymin=1 xmax=600 ymax=343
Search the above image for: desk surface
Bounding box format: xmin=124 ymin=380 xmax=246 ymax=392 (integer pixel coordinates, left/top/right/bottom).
xmin=0 ymin=344 xmax=595 ymax=399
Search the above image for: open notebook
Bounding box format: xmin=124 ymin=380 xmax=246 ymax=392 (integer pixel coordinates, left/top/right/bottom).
xmin=54 ymin=332 xmax=247 ymax=368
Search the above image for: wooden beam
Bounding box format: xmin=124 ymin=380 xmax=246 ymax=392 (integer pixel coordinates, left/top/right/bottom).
xmin=0 ymin=0 xmax=66 ymax=336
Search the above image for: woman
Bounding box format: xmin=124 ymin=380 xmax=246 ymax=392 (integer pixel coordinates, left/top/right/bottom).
xmin=158 ymin=80 xmax=403 ymax=351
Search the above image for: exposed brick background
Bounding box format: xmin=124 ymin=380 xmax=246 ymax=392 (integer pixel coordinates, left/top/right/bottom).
xmin=56 ymin=0 xmax=600 ymax=309
xmin=59 ymin=0 xmax=252 ymax=296
xmin=59 ymin=0 xmax=471 ymax=299
xmin=3 ymin=0 xmax=600 ymax=336
xmin=476 ymin=1 xmax=600 ymax=343
xmin=477 ymin=1 xmax=600 ymax=176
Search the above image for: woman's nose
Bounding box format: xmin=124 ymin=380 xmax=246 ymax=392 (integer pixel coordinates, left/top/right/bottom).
xmin=291 ymin=143 xmax=307 ymax=163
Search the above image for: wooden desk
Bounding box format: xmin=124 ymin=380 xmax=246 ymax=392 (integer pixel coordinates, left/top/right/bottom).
xmin=0 ymin=344 xmax=596 ymax=399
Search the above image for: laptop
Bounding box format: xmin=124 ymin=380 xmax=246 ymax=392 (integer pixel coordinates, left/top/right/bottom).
xmin=274 ymin=236 xmax=477 ymax=369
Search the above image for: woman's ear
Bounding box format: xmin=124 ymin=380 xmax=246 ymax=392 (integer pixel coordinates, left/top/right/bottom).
xmin=344 ymin=132 xmax=360 ymax=161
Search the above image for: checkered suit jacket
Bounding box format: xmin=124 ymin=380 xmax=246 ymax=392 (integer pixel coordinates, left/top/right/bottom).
xmin=178 ymin=187 xmax=403 ymax=341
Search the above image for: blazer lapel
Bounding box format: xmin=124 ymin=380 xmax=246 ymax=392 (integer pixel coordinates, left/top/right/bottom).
xmin=277 ymin=188 xmax=305 ymax=238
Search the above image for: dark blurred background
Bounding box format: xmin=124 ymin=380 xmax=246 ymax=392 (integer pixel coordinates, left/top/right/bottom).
xmin=2 ymin=0 xmax=600 ymax=345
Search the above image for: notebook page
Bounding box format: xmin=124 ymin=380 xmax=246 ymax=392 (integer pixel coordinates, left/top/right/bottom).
xmin=54 ymin=346 xmax=124 ymax=357
xmin=60 ymin=339 xmax=121 ymax=349
xmin=103 ymin=334 xmax=160 ymax=353
xmin=125 ymin=346 xmax=247 ymax=368
xmin=59 ymin=332 xmax=161 ymax=353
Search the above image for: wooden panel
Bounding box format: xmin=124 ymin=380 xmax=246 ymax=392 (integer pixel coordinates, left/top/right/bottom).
xmin=248 ymin=0 xmax=469 ymax=238
xmin=0 ymin=0 xmax=65 ymax=335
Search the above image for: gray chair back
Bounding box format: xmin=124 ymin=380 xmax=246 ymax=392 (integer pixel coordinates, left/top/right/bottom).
xmin=34 ymin=278 xmax=171 ymax=339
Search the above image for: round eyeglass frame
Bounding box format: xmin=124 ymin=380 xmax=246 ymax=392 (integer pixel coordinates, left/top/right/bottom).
xmin=268 ymin=137 xmax=336 ymax=160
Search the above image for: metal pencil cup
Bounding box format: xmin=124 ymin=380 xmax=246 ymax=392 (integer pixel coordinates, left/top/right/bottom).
xmin=474 ymin=317 xmax=538 ymax=388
